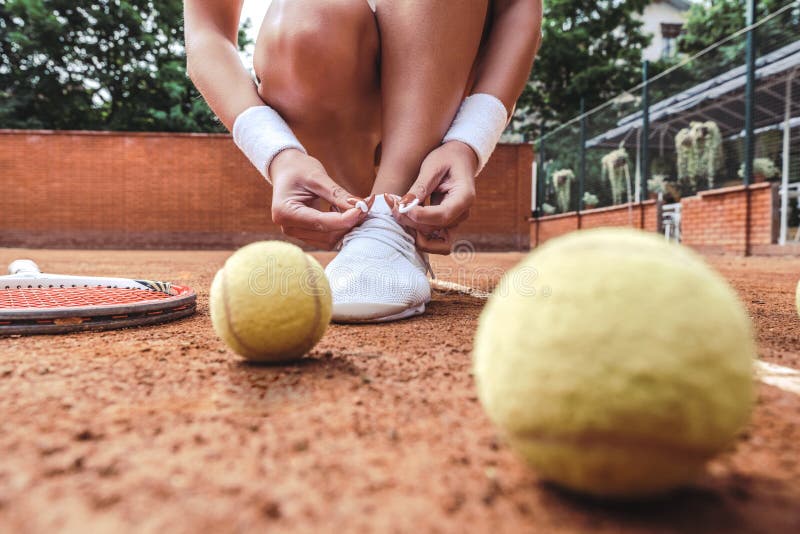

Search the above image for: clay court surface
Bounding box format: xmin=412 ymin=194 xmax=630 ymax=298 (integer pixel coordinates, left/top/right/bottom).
xmin=1 ymin=248 xmax=799 ymax=533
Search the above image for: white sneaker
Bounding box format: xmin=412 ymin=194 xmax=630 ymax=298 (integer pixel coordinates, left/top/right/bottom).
xmin=325 ymin=194 xmax=431 ymax=323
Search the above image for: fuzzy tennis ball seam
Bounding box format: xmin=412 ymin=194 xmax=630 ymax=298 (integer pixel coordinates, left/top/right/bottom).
xmin=509 ymin=429 xmax=720 ymax=458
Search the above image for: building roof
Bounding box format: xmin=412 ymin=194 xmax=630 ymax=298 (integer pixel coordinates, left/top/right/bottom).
xmin=662 ymin=0 xmax=691 ymax=11
xmin=587 ymin=40 xmax=800 ymax=148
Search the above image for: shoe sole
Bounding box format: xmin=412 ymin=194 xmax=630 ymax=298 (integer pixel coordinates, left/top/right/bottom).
xmin=332 ymin=302 xmax=426 ymax=324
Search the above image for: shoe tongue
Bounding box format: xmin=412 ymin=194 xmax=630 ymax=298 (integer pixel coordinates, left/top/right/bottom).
xmin=369 ymin=194 xmax=393 ymax=216
xmin=343 ymin=194 xmax=416 ymax=259
xmin=363 ymin=195 xmax=406 ymax=237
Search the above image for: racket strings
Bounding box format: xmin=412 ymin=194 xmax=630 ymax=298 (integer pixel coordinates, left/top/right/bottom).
xmin=0 ymin=287 xmax=174 ymax=309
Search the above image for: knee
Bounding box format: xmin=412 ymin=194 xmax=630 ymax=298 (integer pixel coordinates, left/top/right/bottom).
xmin=255 ymin=0 xmax=379 ymax=114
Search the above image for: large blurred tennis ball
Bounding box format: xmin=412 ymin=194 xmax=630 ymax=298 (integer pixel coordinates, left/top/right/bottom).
xmin=474 ymin=228 xmax=755 ymax=499
xmin=210 ymin=241 xmax=331 ymax=362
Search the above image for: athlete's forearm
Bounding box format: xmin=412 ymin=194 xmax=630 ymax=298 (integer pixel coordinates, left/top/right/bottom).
xmin=184 ymin=0 xmax=263 ymax=130
xmin=472 ymin=0 xmax=543 ymax=115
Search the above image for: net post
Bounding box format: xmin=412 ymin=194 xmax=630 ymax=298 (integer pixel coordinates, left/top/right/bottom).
xmin=579 ymin=97 xmax=586 ymax=214
xmin=537 ymin=127 xmax=546 ymax=217
xmin=780 ymin=71 xmax=794 ymax=245
xmin=641 ymin=60 xmax=650 ymax=203
xmin=743 ymin=0 xmax=757 ymax=256
xmin=742 ymin=0 xmax=756 ymax=188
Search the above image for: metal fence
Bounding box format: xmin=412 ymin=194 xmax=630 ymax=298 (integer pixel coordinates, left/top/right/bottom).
xmin=534 ymin=1 xmax=800 ymax=244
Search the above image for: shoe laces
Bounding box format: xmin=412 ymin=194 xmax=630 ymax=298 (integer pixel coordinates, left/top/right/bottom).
xmin=342 ymin=209 xmax=434 ymax=278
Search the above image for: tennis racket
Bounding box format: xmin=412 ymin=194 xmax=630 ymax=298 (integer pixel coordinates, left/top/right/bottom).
xmin=0 ymin=260 xmax=196 ymax=335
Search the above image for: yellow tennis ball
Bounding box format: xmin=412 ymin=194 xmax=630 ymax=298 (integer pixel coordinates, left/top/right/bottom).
xmin=210 ymin=241 xmax=332 ymax=362
xmin=473 ymin=228 xmax=756 ymax=499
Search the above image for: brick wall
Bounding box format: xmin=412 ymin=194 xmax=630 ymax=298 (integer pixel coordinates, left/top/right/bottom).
xmin=459 ymin=141 xmax=533 ymax=251
xmin=580 ymin=202 xmax=658 ymax=231
xmin=0 ymin=130 xmax=532 ymax=251
xmin=680 ymin=183 xmax=777 ymax=255
xmin=530 ymin=184 xmax=777 ymax=255
xmin=643 ymin=201 xmax=660 ymax=232
xmin=533 ymin=213 xmax=579 ymax=244
xmin=530 ymin=200 xmax=659 ymax=247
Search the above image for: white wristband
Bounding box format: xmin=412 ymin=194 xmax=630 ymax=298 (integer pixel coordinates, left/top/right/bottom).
xmin=442 ymin=93 xmax=508 ymax=173
xmin=232 ymin=106 xmax=306 ymax=185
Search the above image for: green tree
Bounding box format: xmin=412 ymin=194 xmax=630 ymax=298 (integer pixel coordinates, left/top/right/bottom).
xmin=515 ymin=0 xmax=650 ymax=138
xmin=679 ymin=0 xmax=799 ymax=58
xmin=0 ymin=0 xmax=252 ymax=132
xmin=662 ymin=0 xmax=798 ymax=88
xmin=646 ymin=1 xmax=800 ymax=107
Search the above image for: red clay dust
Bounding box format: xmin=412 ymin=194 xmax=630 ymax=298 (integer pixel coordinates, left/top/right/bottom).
xmin=1 ymin=249 xmax=799 ymax=533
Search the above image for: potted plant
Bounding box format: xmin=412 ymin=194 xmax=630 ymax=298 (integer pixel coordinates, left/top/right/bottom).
xmin=647 ymin=174 xmax=668 ymax=200
xmin=582 ymin=192 xmax=599 ymax=209
xmin=552 ymin=169 xmax=575 ymax=213
xmin=675 ymin=121 xmax=723 ymax=191
xmin=738 ymin=158 xmax=780 ymax=183
xmin=675 ymin=127 xmax=693 ymax=186
xmin=601 ymin=148 xmax=631 ymax=205
xmin=664 ymin=181 xmax=682 ymax=203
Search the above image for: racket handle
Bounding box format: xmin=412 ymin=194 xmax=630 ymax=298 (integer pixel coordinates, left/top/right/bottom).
xmin=8 ymin=259 xmax=41 ymax=275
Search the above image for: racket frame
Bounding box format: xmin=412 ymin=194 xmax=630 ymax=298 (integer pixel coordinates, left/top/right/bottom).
xmin=0 ymin=261 xmax=196 ymax=335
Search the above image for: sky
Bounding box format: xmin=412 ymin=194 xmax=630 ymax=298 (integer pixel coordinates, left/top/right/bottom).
xmin=239 ymin=0 xmax=272 ymax=60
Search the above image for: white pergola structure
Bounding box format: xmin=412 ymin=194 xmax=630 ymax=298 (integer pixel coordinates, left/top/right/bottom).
xmin=588 ymin=40 xmax=800 ymax=244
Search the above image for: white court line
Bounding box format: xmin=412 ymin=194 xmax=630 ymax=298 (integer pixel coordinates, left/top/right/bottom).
xmin=755 ymin=360 xmax=800 ymax=395
xmin=432 ymin=279 xmax=800 ymax=397
xmin=429 ymin=279 xmax=492 ymax=299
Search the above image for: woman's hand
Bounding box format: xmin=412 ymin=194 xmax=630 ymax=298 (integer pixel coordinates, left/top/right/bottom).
xmin=393 ymin=141 xmax=478 ymax=254
xmin=270 ymin=149 xmax=367 ymax=250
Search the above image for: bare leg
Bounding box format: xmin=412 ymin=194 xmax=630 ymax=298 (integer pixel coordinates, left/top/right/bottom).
xmin=372 ymin=0 xmax=489 ymax=195
xmin=254 ymin=0 xmax=382 ymax=198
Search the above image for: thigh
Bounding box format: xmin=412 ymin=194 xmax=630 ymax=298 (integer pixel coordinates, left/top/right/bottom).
xmin=369 ymin=0 xmax=490 ymax=194
xmin=253 ymin=0 xmax=383 ymax=196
